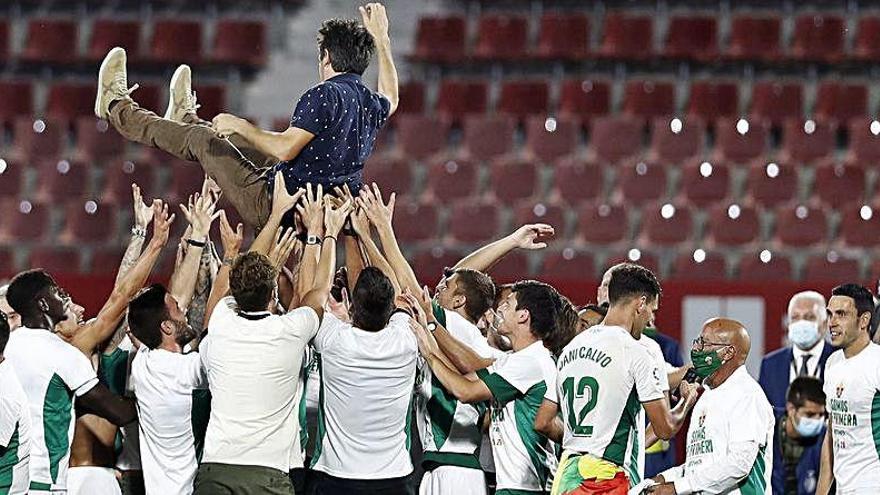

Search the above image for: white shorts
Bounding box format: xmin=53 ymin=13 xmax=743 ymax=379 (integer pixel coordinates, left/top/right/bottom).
xmin=419 ymin=465 xmax=487 ymax=495
xmin=67 ymin=466 xmax=121 ymax=495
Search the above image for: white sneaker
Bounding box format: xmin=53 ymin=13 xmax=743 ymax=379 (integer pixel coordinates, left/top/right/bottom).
xmin=164 ymin=64 xmax=200 ymax=122
xmin=94 ymin=47 xmax=139 ymax=119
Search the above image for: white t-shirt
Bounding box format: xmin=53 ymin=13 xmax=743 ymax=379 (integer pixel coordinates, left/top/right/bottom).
xmin=823 ymin=343 xmax=880 ymax=493
xmin=0 ymin=360 xmax=31 ymax=495
xmin=5 ymin=327 xmax=99 ymax=490
xmin=476 ymin=340 xmax=558 ymax=492
xmin=131 ymin=347 xmax=208 ymax=495
xmin=310 ymin=312 xmax=418 ymax=479
xmin=200 ymin=297 xmax=320 ymax=472
xmin=633 ymin=334 xmax=671 ymax=485
xmin=661 ymin=366 xmax=774 ymax=495
xmin=112 ymin=337 xmax=142 ymax=472
xmin=556 ymin=324 xmax=665 ymax=481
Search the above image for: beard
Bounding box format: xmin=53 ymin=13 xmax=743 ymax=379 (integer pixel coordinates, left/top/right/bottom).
xmin=173 ymin=321 xmax=198 ymax=347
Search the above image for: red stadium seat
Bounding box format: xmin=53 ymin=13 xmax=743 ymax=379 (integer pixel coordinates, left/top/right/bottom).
xmin=736 ymin=251 xmax=793 ymax=281
xmin=448 ymin=200 xmax=500 ymax=244
xmin=714 ymin=117 xmax=769 ymax=164
xmin=803 ymin=254 xmax=861 ymax=283
xmin=513 ymin=202 xmax=568 ymax=238
xmin=622 ymin=80 xmax=676 ymax=119
xmin=0 ymin=199 xmax=49 ymax=242
xmin=22 ymin=19 xmax=78 ymax=64
xmin=664 ymin=16 xmax=718 ymax=61
xmin=497 ymin=80 xmax=549 ymax=119
xmin=0 ymin=21 xmax=8 ymax=64
xmin=559 ymin=79 xmax=610 ymax=121
xmin=791 ymin=14 xmax=846 ymax=62
xmin=101 ymin=160 xmax=158 ymax=204
xmin=706 ymin=203 xmax=760 ymax=246
xmin=0 ymin=248 xmax=14 ymax=275
xmin=815 ymin=82 xmax=868 ymax=123
xmin=167 ymin=165 xmax=207 ymax=203
xmin=9 ymin=117 xmax=66 ymax=162
xmin=74 ymin=117 xmax=125 ymax=164
xmin=750 ymin=82 xmax=803 ymax=125
xmin=551 ymin=158 xmax=603 ymax=205
xmin=396 ymin=115 xmax=449 ymax=160
xmin=839 ymin=204 xmax=880 ymax=248
xmin=847 ymin=118 xmax=880 ymax=164
xmin=89 ymin=247 xmax=126 ymax=275
xmin=599 ymin=13 xmax=653 ymax=59
xmin=130 ymin=83 xmax=162 ymax=115
xmin=391 ymin=200 xmax=439 ymax=243
xmin=648 ymin=117 xmax=704 ymax=163
xmin=780 ymin=119 xmax=835 ymax=164
xmin=490 ymin=251 xmax=531 ymax=282
xmin=46 ymin=83 xmax=96 ymax=122
xmin=411 ymin=16 xmax=466 ymax=63
xmin=149 ymin=20 xmax=203 ymax=64
xmin=363 ymin=155 xmax=413 ymax=196
xmin=601 ymin=251 xmax=660 ymax=275
xmin=396 ymin=81 xmax=425 ymax=115
xmin=472 ymin=15 xmax=528 ymax=60
xmin=0 ymin=159 xmax=25 ymax=198
xmin=535 ymin=13 xmax=590 ymax=60
xmin=59 ymin=200 xmax=118 ymax=245
xmin=774 ymin=204 xmax=828 ymax=247
xmin=813 ymin=160 xmax=867 ymax=208
xmin=687 ymin=80 xmax=739 ymax=121
xmin=211 ymin=20 xmax=267 ymax=67
xmin=589 ymin=116 xmax=644 ymax=164
xmin=853 ymin=17 xmax=880 ymax=61
xmin=461 ymin=115 xmax=515 ymax=162
xmin=87 ymin=19 xmax=141 ymax=62
xmin=615 ymin=160 xmax=668 ymax=203
xmin=425 ymin=157 xmax=480 ymax=201
xmin=28 ymin=247 xmax=84 ymax=275
xmin=488 ymin=158 xmax=540 ymax=205
xmin=541 ymin=249 xmax=595 ymax=280
xmin=191 ymin=84 xmax=226 ymax=120
xmin=669 ymin=250 xmax=727 ymax=281
xmin=728 ymin=15 xmax=781 ymax=60
xmin=677 ymin=159 xmax=731 ymax=207
xmin=0 ymin=81 xmax=34 ymax=122
xmin=524 ymin=116 xmax=580 ymax=163
xmin=639 ymin=202 xmax=694 ymax=246
xmin=745 ymin=160 xmax=798 ymax=208
xmin=576 ymin=202 xmax=628 ymax=245
xmin=35 ymin=159 xmax=91 ymax=201
xmin=413 ymin=247 xmax=462 ymax=284
xmin=435 ymin=80 xmax=488 ymax=122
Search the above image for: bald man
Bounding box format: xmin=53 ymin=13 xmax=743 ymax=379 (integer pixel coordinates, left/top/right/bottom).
xmin=643 ymin=318 xmax=775 ymax=495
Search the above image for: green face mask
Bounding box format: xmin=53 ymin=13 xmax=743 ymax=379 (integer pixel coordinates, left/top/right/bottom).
xmin=690 ymin=348 xmax=725 ymax=379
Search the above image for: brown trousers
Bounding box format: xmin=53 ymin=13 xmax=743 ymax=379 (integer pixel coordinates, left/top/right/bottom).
xmin=109 ymin=98 xmax=275 ymax=228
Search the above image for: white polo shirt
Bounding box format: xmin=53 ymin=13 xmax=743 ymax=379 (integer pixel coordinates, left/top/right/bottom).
xmin=200 ymin=297 xmax=320 ymax=472
xmin=0 ymin=359 xmax=30 ymax=494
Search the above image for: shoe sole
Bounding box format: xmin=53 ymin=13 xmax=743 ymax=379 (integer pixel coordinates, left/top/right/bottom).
xmin=95 ymin=47 xmax=126 ymax=119
xmin=164 ymin=65 xmax=189 ymax=121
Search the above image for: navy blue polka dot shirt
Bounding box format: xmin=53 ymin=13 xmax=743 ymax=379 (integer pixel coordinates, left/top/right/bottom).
xmin=267 ymin=73 xmax=391 ymax=197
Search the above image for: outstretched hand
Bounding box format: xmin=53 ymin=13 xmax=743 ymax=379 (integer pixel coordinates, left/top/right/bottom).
xmin=218 ymin=210 xmax=244 ymax=259
xmin=359 ymin=3 xmax=390 ymax=43
xmin=150 ymin=200 xmax=175 ymax=247
xmin=296 ymin=183 xmax=325 ymax=234
xmin=180 ymin=193 xmax=221 ymax=238
xmin=510 ymin=223 xmax=554 ymax=250
xmin=323 ymin=197 xmax=354 ymax=238
xmin=268 ymin=227 xmax=298 ymax=270
xmin=271 ymin=172 xmax=305 ymax=217
xmin=132 ymin=183 xmax=153 ymax=230
xmin=357 ymin=182 xmax=395 ymax=228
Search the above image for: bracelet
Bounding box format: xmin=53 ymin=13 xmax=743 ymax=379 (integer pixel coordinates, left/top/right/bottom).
xmin=131 ymin=226 xmax=146 ymax=238
xmin=222 ymin=257 xmax=236 ymax=266
xmin=323 ymin=236 xmax=337 ymax=243
xmin=186 ymin=238 xmax=207 ymax=248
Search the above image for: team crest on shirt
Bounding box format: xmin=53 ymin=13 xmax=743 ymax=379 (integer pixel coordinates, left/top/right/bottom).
xmin=836 ymin=383 xmax=844 ymax=398
xmin=698 ymin=412 xmax=706 ymax=427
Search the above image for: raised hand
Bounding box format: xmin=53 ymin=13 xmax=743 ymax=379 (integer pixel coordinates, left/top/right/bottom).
xmin=350 ymin=207 xmax=371 ymax=238
xmin=150 ymin=200 xmax=175 ymax=247
xmin=357 ymin=182 xmax=395 ymax=228
xmin=409 ymin=318 xmax=439 ymax=358
xmin=359 ymin=3 xmax=390 ymax=43
xmin=218 ymin=210 xmax=244 ymax=259
xmin=296 ymin=183 xmax=325 ymax=234
xmin=271 ymin=172 xmax=305 ymax=217
xmin=201 ymin=175 xmax=222 ymax=203
xmin=328 ymin=287 xmax=351 ymax=323
xmin=509 ymin=223 xmax=554 ymax=250
xmin=323 ymin=197 xmax=353 ymax=238
xmin=180 ymin=193 xmax=221 ymax=238
xmin=268 ymin=227 xmax=298 ymax=270
xmin=132 ymin=183 xmax=153 ymax=230
xmin=400 ymin=289 xmax=428 ymax=328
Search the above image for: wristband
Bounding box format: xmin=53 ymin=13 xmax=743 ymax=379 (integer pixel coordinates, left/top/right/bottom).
xmin=186 ymin=238 xmax=207 ymax=248
xmin=323 ymin=235 xmax=337 ymax=244
xmin=427 ymin=322 xmax=438 ymax=333
xmin=131 ymin=226 xmax=146 ymax=238
xmin=305 ymin=234 xmax=321 ymax=246
xmin=222 ymin=257 xmax=236 ymax=266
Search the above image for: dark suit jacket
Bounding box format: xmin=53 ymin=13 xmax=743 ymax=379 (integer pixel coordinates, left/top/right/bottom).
xmin=758 ymin=342 xmax=836 ymax=417
xmin=771 ymin=415 xmax=824 ymax=495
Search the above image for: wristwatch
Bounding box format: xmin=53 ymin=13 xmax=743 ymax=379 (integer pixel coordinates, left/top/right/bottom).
xmin=305 ymin=234 xmax=321 ymax=246
xmin=427 ymin=322 xmax=438 ymax=333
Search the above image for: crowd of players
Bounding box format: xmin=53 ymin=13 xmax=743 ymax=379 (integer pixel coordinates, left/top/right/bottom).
xmin=0 ymin=172 xmax=878 ymax=495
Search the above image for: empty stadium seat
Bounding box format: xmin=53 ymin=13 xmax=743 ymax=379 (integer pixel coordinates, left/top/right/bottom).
xmin=599 ymin=13 xmax=654 ymax=59
xmin=391 ymin=200 xmax=439 ymax=243
xmin=853 ymin=17 xmax=880 ymax=61
xmin=59 ymin=200 xmax=118 ymax=244
xmin=191 ymin=84 xmax=226 ymax=121
xmin=396 ymin=115 xmax=449 ymax=160
xmin=669 ymin=250 xmax=727 ymax=280
xmin=497 ymin=80 xmax=549 ymax=119
xmin=9 ymin=118 xmax=66 ymax=162
xmin=425 ymin=157 xmax=480 ymax=201
xmin=101 ymin=160 xmax=158 ymax=204
xmin=149 ymin=20 xmax=203 ymax=64
xmin=461 ymin=115 xmax=515 ymax=162
xmin=472 ymin=15 xmax=528 ymax=60
xmin=540 ymin=249 xmax=595 ymax=280
xmin=167 ymin=165 xmax=208 ymax=203
xmin=622 ymin=80 xmax=676 ymax=119
xmin=28 ymin=247 xmax=83 ymax=274
xmin=89 ymin=247 xmax=126 ymax=274
xmin=0 ymin=199 xmax=49 ymax=242
xmin=22 ymin=19 xmax=78 ymax=64
xmin=736 ymin=251 xmax=793 ymax=281
xmin=839 ymin=204 xmax=880 ymax=248
xmin=745 ymin=160 xmax=798 ymax=207
xmin=211 ymin=20 xmax=267 ymax=67
xmin=639 ymin=202 xmax=694 ymax=246
xmin=524 ymin=116 xmax=580 ymax=163
xmin=448 ymin=200 xmax=501 ymax=243
xmin=0 ymin=248 xmax=13 ymax=275
xmin=589 ymin=116 xmax=644 ymax=164
xmin=363 ymin=155 xmax=413 ymax=196
xmin=664 ymin=15 xmax=718 ymax=60
xmin=847 ymin=118 xmax=880 ymax=164
xmin=601 ymin=251 xmax=660 ymax=275
xmin=706 ymin=203 xmax=760 ymax=246
xmin=490 ymin=251 xmax=531 ymax=282
xmin=750 ymin=82 xmax=803 ymax=125
xmin=648 ymin=117 xmax=704 ymax=163
xmin=435 ymin=80 xmax=489 ymax=122
xmin=131 ymin=83 xmax=163 ymax=115
xmin=774 ymin=204 xmax=828 ymax=247
xmin=488 ymin=158 xmax=540 ymax=205
xmin=780 ymin=119 xmax=835 ymax=164
xmin=0 ymin=21 xmax=8 ymax=64
xmin=714 ymin=117 xmax=769 ymax=164
xmin=803 ymin=254 xmax=861 ymax=282
xmin=535 ymin=13 xmax=590 ymax=60
xmin=551 ymin=158 xmax=603 ymax=205
xmin=814 ymin=81 xmax=868 ymax=123
xmin=615 ymin=160 xmax=668 ymax=203
xmin=396 ymin=81 xmax=425 ymax=115
xmin=813 ymin=160 xmax=867 ymax=208
xmin=791 ymin=14 xmax=846 ymax=62
xmin=411 ymin=16 xmax=466 ymax=63
xmin=46 ymin=82 xmax=96 ymax=122
xmin=0 ymin=81 xmax=34 ymax=122
xmin=728 ymin=15 xmax=781 ymax=60
xmin=87 ymin=19 xmax=141 ymax=62
xmin=0 ymin=159 xmax=24 ymax=198
xmin=413 ymin=247 xmax=462 ymax=283
xmin=687 ymin=81 xmax=739 ymax=121
xmin=678 ymin=159 xmax=731 ymax=207
xmin=75 ymin=117 xmax=125 ymax=164
xmin=576 ymin=202 xmax=628 ymax=245
xmin=514 ymin=202 xmax=568 ymax=238
xmin=559 ymin=79 xmax=611 ymax=121
xmin=36 ymin=159 xmax=91 ymax=201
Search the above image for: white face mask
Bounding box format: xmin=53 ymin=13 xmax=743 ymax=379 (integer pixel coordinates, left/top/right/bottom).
xmin=788 ymin=320 xmax=821 ymax=350
xmin=795 ymin=415 xmax=825 ymax=438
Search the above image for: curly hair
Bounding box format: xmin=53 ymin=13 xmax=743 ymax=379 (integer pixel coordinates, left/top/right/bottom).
xmin=230 ymin=253 xmax=278 ymax=313
xmin=317 ymin=18 xmax=376 ymax=75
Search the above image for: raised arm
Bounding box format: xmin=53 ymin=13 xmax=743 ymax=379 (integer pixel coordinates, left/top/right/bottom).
xmin=169 ymin=193 xmax=220 ymax=312
xmin=76 ymin=383 xmax=137 ymax=427
xmin=299 ymin=199 xmax=353 ymax=321
xmin=350 ymin=206 xmax=399 ymax=294
xmin=358 ymin=183 xmax=420 ymax=296
xmin=205 ymin=211 xmax=244 ymax=323
xmin=113 ymin=183 xmax=153 ymax=288
xmin=360 ymin=3 xmax=398 ymax=115
xmin=212 ymin=114 xmax=315 ymax=163
xmin=454 ymin=224 xmax=554 ymax=273
xmin=411 ymin=316 xmax=492 ymax=404
xmin=642 ymin=381 xmax=698 ymax=441
xmin=251 ymin=172 xmax=305 ymax=256
xmin=72 ymin=201 xmax=174 ymax=354
xmin=294 ymin=183 xmax=325 ymax=305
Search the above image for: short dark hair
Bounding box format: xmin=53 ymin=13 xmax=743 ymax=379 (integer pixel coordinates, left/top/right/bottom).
xmin=230 ymin=253 xmax=278 ymax=313
xmin=580 ymin=304 xmax=608 ymax=318
xmin=831 ymin=283 xmax=875 ymax=321
xmin=494 ymin=283 xmax=514 ymax=308
xmin=317 ymin=18 xmax=375 ymax=75
xmin=511 ymin=280 xmax=559 ymax=341
xmin=6 ymin=269 xmax=56 ymax=317
xmin=127 ymin=284 xmax=170 ymax=350
xmin=0 ymin=312 xmax=9 ymax=354
xmin=608 ymin=263 xmax=662 ymax=306
xmin=351 ymin=267 xmax=395 ymax=332
xmin=545 ymin=293 xmax=579 ymax=356
xmin=444 ymin=267 xmax=495 ymax=323
xmin=787 ymin=376 xmax=826 ymax=409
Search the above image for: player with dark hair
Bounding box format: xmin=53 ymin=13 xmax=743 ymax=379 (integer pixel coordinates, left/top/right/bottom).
xmin=772 ymin=377 xmax=826 ymax=495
